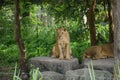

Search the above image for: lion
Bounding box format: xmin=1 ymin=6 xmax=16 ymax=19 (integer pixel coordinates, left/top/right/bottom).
xmin=101 ymin=43 xmax=114 ymax=58
xmin=84 ymin=43 xmax=114 ymax=59
xmin=51 ymin=27 xmax=72 ymax=60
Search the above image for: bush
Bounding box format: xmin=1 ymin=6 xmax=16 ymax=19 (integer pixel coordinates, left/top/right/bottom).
xmin=0 ymin=44 xmax=19 ymax=64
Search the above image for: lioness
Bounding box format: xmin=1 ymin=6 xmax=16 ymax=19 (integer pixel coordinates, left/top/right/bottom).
xmin=101 ymin=43 xmax=114 ymax=58
xmin=84 ymin=43 xmax=114 ymax=59
xmin=52 ymin=27 xmax=72 ymax=60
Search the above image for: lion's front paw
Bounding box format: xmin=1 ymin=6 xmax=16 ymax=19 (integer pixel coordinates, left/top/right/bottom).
xmin=66 ymin=55 xmax=71 ymax=60
xmin=66 ymin=57 xmax=71 ymax=60
xmin=92 ymin=57 xmax=97 ymax=60
xmin=51 ymin=55 xmax=56 ymax=58
xmin=59 ymin=56 xmax=64 ymax=60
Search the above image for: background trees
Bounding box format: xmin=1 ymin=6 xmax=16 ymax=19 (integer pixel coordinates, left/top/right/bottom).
xmin=87 ymin=0 xmax=96 ymax=46
xmin=0 ymin=0 xmax=114 ymax=68
xmin=14 ymin=0 xmax=27 ymax=72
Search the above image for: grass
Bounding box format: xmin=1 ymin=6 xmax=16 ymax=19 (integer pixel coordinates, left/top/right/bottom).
xmin=29 ymin=65 xmax=43 ymax=80
xmin=88 ymin=61 xmax=96 ymax=80
xmin=13 ymin=64 xmax=21 ymax=80
xmin=87 ymin=61 xmax=120 ymax=80
xmin=12 ymin=64 xmax=42 ymax=80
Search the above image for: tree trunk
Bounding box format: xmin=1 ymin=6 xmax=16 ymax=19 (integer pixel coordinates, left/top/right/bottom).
xmin=112 ymin=0 xmax=120 ymax=79
xmin=88 ymin=0 xmax=96 ymax=46
xmin=14 ymin=0 xmax=27 ymax=72
xmin=107 ymin=0 xmax=114 ymax=43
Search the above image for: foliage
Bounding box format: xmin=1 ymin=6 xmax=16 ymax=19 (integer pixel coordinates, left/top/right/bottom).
xmin=30 ymin=65 xmax=42 ymax=80
xmin=13 ymin=64 xmax=42 ymax=80
xmin=88 ymin=61 xmax=96 ymax=80
xmin=13 ymin=64 xmax=21 ymax=80
xmin=0 ymin=1 xmax=110 ymax=66
xmin=71 ymin=41 xmax=90 ymax=62
xmin=0 ymin=44 xmax=19 ymax=64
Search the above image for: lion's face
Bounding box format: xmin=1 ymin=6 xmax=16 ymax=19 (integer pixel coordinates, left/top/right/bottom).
xmin=84 ymin=52 xmax=92 ymax=58
xmin=84 ymin=46 xmax=101 ymax=59
xmin=56 ymin=28 xmax=67 ymax=39
xmin=84 ymin=51 xmax=98 ymax=60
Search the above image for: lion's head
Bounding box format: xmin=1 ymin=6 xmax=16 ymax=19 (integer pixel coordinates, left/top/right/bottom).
xmin=56 ymin=27 xmax=67 ymax=39
xmin=84 ymin=46 xmax=102 ymax=59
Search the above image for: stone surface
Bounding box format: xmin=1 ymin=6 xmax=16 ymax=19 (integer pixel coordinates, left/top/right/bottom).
xmin=65 ymin=68 xmax=113 ymax=80
xmin=28 ymin=57 xmax=80 ymax=74
xmin=41 ymin=71 xmax=64 ymax=80
xmin=83 ymin=58 xmax=114 ymax=73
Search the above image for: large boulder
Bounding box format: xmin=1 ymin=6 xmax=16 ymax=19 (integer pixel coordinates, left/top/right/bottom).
xmin=28 ymin=57 xmax=80 ymax=74
xmin=83 ymin=58 xmax=114 ymax=73
xmin=65 ymin=68 xmax=113 ymax=80
xmin=41 ymin=71 xmax=64 ymax=80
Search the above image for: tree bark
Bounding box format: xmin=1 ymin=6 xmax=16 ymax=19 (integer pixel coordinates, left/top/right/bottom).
xmin=14 ymin=0 xmax=27 ymax=72
xmin=88 ymin=0 xmax=96 ymax=46
xmin=107 ymin=0 xmax=114 ymax=43
xmin=112 ymin=0 xmax=120 ymax=79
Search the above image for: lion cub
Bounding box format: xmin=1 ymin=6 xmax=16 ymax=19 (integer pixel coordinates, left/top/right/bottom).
xmin=51 ymin=27 xmax=72 ymax=60
xmin=84 ymin=43 xmax=114 ymax=59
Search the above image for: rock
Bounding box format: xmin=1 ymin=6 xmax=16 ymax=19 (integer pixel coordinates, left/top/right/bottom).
xmin=0 ymin=77 xmax=10 ymax=80
xmin=28 ymin=57 xmax=80 ymax=74
xmin=83 ymin=58 xmax=114 ymax=73
xmin=41 ymin=71 xmax=64 ymax=80
xmin=65 ymin=68 xmax=113 ymax=80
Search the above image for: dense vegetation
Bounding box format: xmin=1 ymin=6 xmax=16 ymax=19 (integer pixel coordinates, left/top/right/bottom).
xmin=0 ymin=0 xmax=111 ymax=67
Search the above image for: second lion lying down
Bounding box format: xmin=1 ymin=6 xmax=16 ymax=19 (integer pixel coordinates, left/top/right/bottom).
xmin=84 ymin=43 xmax=114 ymax=59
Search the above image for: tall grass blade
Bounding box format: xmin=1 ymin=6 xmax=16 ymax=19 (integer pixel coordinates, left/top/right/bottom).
xmin=88 ymin=61 xmax=95 ymax=80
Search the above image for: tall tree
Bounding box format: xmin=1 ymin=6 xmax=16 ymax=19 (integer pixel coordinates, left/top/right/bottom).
xmin=107 ymin=0 xmax=114 ymax=43
xmin=88 ymin=0 xmax=96 ymax=46
xmin=14 ymin=0 xmax=27 ymax=72
xmin=112 ymin=0 xmax=120 ymax=79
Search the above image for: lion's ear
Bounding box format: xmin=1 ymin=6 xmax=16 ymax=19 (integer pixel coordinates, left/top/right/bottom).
xmin=56 ymin=28 xmax=59 ymax=32
xmin=64 ymin=28 xmax=67 ymax=31
xmin=61 ymin=27 xmax=66 ymax=31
